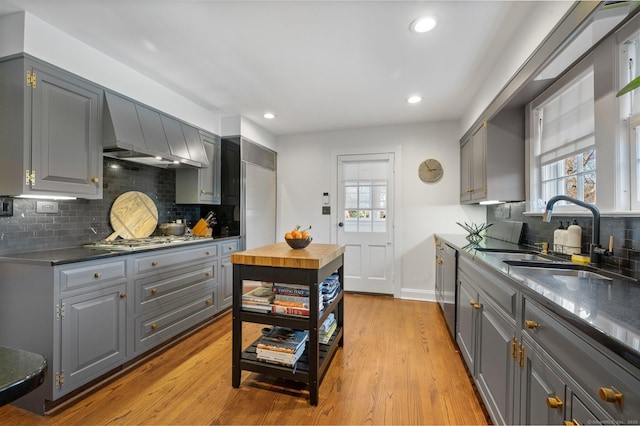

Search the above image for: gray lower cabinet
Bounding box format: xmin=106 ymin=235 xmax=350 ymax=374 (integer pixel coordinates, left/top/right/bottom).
xmin=175 ymin=131 xmax=221 ymax=204
xmin=0 ymin=56 xmax=103 ymax=199
xmin=0 ymin=241 xmax=223 ymax=414
xmin=457 ymin=257 xmax=517 ymax=425
xmin=132 ymin=243 xmax=219 ymax=356
xmin=218 ymin=238 xmax=239 ymax=310
xmin=454 ymin=252 xmax=640 ymax=425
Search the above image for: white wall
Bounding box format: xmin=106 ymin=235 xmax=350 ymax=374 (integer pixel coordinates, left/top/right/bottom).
xmin=277 ymin=122 xmax=485 ymax=301
xmin=3 ymin=11 xmax=222 ymax=135
xmin=221 ymin=115 xmax=278 ymax=152
xmin=460 ymin=1 xmax=573 ymax=138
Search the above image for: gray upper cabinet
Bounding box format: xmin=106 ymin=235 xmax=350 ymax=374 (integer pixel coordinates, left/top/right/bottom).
xmin=459 ymin=109 xmax=524 ymax=204
xmin=0 ymin=56 xmax=103 ymax=199
xmin=175 ymin=131 xmax=221 ymax=205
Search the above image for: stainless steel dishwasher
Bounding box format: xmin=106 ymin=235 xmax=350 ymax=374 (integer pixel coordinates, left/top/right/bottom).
xmin=437 ymin=242 xmax=457 ymax=338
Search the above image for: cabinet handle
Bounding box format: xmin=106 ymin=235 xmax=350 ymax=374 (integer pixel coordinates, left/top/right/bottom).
xmin=467 ymin=189 xmax=473 ymax=193
xmin=206 ymin=299 xmax=212 ymax=306
xmin=469 ymin=300 xmax=481 ymax=309
xmin=94 ymin=272 xmax=101 ymax=279
xmin=546 ymin=396 xmax=563 ymax=409
xmin=201 ymin=189 xmax=206 ymax=193
xmin=599 ymin=387 xmax=624 ymax=407
xmin=151 ymin=323 xmax=158 ymax=330
xmin=525 ymin=320 xmax=540 ymax=330
xmin=436 ymin=259 xmax=443 ymax=265
xmin=564 ymin=420 xmax=580 ymax=426
xmin=119 ymin=292 xmax=127 ymax=298
xmin=511 ymin=337 xmax=518 ymax=358
xmin=205 ymin=251 xmax=211 ymax=256
xmin=221 ymin=263 xmax=226 ymax=268
xmin=91 ymin=177 xmax=99 ymax=183
xmin=151 ymin=261 xmax=158 ymax=266
xmin=206 ymin=272 xmax=211 ymax=277
xmin=518 ymin=343 xmax=525 ymax=367
xmin=151 ymin=288 xmax=158 ymax=295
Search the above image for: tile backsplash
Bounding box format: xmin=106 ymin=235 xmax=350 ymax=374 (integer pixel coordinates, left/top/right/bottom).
xmin=0 ymin=158 xmax=200 ymax=255
xmin=487 ymin=202 xmax=640 ymax=279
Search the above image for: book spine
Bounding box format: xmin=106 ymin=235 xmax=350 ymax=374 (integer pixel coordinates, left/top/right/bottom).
xmin=271 ymin=305 xmax=310 ymax=316
xmin=274 ymin=294 xmax=310 ymax=303
xmin=273 ymin=300 xmax=309 ymax=308
xmin=272 ymin=286 xmax=310 ymax=296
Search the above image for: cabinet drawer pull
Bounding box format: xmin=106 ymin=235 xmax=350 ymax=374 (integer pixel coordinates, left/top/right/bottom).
xmin=227 ymin=246 xmax=233 ymax=251
xmin=599 ymin=387 xmax=624 ymax=407
xmin=206 ymin=299 xmax=212 ymax=306
xmin=546 ymin=396 xmax=563 ymax=409
xmin=205 ymin=251 xmax=211 ymax=255
xmin=436 ymin=259 xmax=443 ymax=265
xmin=201 ymin=189 xmax=206 ymax=193
xmin=206 ymin=272 xmax=211 ymax=277
xmin=221 ymin=263 xmax=226 ymax=268
xmin=151 ymin=323 xmax=158 ymax=330
xmin=91 ymin=177 xmax=99 ymax=183
xmin=94 ymin=272 xmax=101 ymax=279
xmin=564 ymin=420 xmax=580 ymax=426
xmin=151 ymin=288 xmax=158 ymax=295
xmin=525 ymin=320 xmax=540 ymax=330
xmin=151 ymin=261 xmax=158 ymax=267
xmin=119 ymin=292 xmax=127 ymax=298
xmin=469 ymin=300 xmax=481 ymax=309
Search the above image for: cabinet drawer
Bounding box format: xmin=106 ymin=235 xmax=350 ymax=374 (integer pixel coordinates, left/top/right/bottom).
xmin=135 ymin=286 xmax=218 ymax=353
xmin=219 ymin=239 xmax=239 ymax=255
xmin=459 ymin=256 xmax=516 ymax=318
xmin=134 ymin=244 xmax=217 ymax=274
xmin=136 ymin=263 xmax=217 ymax=314
xmin=59 ymin=260 xmax=126 ymax=293
xmin=523 ymin=298 xmax=640 ymax=421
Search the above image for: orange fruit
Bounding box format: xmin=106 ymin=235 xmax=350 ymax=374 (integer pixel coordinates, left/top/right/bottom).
xmin=301 ymin=231 xmax=309 ymax=239
xmin=291 ymin=230 xmax=300 ymax=239
xmin=285 ymin=232 xmax=293 ymax=239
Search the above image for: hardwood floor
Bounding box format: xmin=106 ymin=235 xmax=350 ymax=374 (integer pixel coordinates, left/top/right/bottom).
xmin=0 ymin=294 xmax=489 ymax=425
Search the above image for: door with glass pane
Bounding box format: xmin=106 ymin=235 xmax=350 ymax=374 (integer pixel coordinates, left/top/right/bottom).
xmin=337 ymin=153 xmax=394 ymax=294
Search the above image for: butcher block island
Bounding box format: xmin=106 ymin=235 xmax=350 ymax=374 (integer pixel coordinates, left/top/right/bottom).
xmin=231 ymin=243 xmax=345 ymax=405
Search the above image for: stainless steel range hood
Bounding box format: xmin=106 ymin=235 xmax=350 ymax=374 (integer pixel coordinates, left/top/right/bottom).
xmin=103 ymin=91 xmax=209 ymax=168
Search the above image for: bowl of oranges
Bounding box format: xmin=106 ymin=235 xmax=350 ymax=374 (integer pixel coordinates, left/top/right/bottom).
xmin=284 ymin=225 xmax=312 ymax=249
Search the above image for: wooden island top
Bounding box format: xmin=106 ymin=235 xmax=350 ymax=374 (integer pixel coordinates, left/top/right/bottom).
xmin=231 ymin=243 xmax=345 ymax=270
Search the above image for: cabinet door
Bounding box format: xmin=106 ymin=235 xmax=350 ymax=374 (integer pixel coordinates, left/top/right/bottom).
xmin=460 ymin=138 xmax=472 ymax=202
xmin=471 ymin=122 xmax=487 ymax=201
xmin=58 ymin=285 xmax=126 ymax=397
xmin=30 ymin=64 xmax=102 ymax=198
xmin=476 ymin=300 xmax=516 ymax=425
xmin=219 ymin=255 xmax=233 ymax=310
xmin=199 ymin=132 xmax=221 ymax=204
xmin=519 ymin=335 xmax=566 ymax=425
xmin=456 ymin=275 xmax=478 ymax=373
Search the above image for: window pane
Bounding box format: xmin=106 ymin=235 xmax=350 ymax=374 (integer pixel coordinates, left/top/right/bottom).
xmin=583 ymin=173 xmax=596 ymax=203
xmin=358 ymin=187 xmax=371 ymax=208
xmin=345 ymin=187 xmax=358 ymax=209
xmin=565 ymin=176 xmax=578 ymax=198
xmin=373 ymin=186 xmax=387 ymax=209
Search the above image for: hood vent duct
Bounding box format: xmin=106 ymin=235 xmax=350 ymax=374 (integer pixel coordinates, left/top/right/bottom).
xmin=103 ymin=91 xmax=209 ymax=168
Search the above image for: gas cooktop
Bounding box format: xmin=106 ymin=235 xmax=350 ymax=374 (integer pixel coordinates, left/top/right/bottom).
xmin=85 ymin=235 xmax=208 ymax=251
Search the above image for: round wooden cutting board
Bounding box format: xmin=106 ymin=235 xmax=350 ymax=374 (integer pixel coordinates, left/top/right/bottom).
xmin=106 ymin=191 xmax=159 ymax=240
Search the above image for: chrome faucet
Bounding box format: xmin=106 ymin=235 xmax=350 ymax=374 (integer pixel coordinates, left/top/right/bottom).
xmin=542 ymin=195 xmax=609 ymax=265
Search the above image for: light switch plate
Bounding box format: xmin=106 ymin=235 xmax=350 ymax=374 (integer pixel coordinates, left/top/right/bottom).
xmin=322 ymin=206 xmax=330 ymax=215
xmin=36 ymin=200 xmax=59 ymax=214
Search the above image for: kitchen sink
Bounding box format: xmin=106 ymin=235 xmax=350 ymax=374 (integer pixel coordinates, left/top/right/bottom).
xmin=476 ymin=249 xmax=553 ymax=262
xmin=503 ymin=260 xmax=613 ymax=281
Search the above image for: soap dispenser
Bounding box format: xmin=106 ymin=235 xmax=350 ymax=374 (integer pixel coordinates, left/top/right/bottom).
xmin=567 ymin=219 xmax=582 ymax=255
xmin=553 ymin=221 xmax=566 ymax=254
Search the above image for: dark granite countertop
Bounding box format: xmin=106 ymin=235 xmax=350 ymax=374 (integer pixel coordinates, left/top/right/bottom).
xmin=436 ymin=233 xmax=640 ymax=373
xmin=0 ymin=236 xmax=237 ymax=266
xmin=0 ymin=346 xmax=47 ymax=407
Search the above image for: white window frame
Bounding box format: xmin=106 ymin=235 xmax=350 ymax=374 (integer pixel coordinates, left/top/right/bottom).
xmin=528 ymin=56 xmax=596 ymax=214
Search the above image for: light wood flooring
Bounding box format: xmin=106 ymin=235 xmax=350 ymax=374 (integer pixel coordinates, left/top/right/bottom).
xmin=0 ymin=294 xmax=489 ymax=425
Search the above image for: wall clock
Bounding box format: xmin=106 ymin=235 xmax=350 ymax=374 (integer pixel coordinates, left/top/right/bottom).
xmin=418 ymin=158 xmax=443 ymax=183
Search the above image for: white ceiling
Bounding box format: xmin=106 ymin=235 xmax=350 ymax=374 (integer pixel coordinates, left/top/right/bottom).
xmin=0 ymin=1 xmax=567 ymax=136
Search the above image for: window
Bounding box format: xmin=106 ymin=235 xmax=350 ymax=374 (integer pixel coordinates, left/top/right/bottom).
xmin=621 ymin=32 xmax=640 ymax=210
xmin=532 ymin=68 xmax=595 ymax=208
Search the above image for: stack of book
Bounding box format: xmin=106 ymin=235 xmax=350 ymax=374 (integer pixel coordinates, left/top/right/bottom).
xmin=271 ymin=283 xmax=322 ymax=317
xmin=320 ymin=274 xmax=341 ymax=310
xmin=256 ymin=327 xmax=308 ymax=367
xmin=241 ymin=282 xmax=274 ymax=313
xmin=319 ymin=313 xmax=337 ymax=344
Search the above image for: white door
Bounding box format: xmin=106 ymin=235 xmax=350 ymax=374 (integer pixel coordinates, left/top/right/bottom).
xmin=337 ymin=153 xmax=394 ymax=294
xmin=244 ymin=162 xmax=276 ymax=250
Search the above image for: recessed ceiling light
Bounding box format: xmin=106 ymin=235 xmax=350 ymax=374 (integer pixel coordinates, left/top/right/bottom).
xmin=264 ymin=112 xmax=276 ymax=119
xmin=410 ymin=15 xmax=438 ymax=33
xmin=407 ymin=95 xmax=422 ymax=104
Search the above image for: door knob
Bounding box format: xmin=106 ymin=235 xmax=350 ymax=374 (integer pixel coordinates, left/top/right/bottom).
xmin=338 ymin=222 xmax=344 ymax=227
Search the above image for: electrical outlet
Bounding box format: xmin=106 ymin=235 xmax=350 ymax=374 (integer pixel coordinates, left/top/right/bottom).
xmin=0 ymin=197 xmax=13 ymax=216
xmin=36 ymin=200 xmax=59 ymax=214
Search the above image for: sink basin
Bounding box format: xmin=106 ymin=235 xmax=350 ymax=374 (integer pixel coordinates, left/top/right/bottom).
xmin=504 ymin=260 xmax=612 ymax=281
xmin=477 ymin=249 xmax=553 ymax=262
